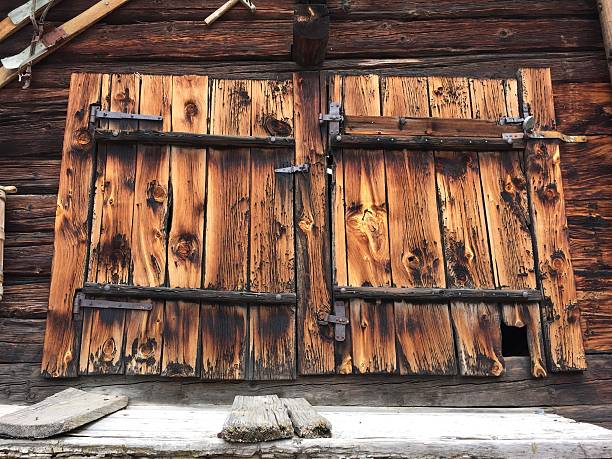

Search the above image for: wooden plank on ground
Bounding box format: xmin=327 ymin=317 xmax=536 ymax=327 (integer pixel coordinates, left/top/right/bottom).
xmin=0 ymin=388 xmax=127 ymax=439
xmin=41 ymin=73 xmax=102 ymax=378
xmin=201 ymin=79 xmax=250 ymax=380
xmin=219 ymin=395 xmax=293 ymax=443
xmin=123 ymin=75 xmax=171 ymax=376
xmin=294 ymin=71 xmax=335 ymax=376
xmin=342 ymin=74 xmax=396 ymax=374
xmin=162 ymin=75 xmax=208 ymax=377
xmin=84 ymin=73 xmax=140 ymax=375
xmin=281 ymin=398 xmax=332 ymax=438
xmin=381 ymin=75 xmax=456 ymax=376
xmin=471 ymin=77 xmax=547 ymax=378
xmin=248 ymin=79 xmax=296 ymax=380
xmin=329 ymin=74 xmax=353 ymax=375
xmin=430 ymin=76 xmax=504 ymax=377
xmin=518 ymin=68 xmax=586 ymax=372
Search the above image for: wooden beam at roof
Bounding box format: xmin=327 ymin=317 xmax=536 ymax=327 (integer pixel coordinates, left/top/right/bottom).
xmin=293 ymin=2 xmax=329 ymax=68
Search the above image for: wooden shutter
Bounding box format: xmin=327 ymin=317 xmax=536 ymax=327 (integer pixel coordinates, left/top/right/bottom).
xmin=42 ymin=73 xmax=298 ymax=379
xmin=317 ymin=68 xmax=586 ymax=377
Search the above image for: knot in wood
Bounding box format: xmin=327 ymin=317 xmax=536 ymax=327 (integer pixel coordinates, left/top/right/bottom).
xmin=174 ymin=234 xmax=198 ymax=262
xmin=184 ymin=101 xmax=199 ymax=122
xmin=101 ymin=338 xmax=117 ymax=362
xmin=75 ymin=128 xmax=93 ymax=147
xmin=146 ymin=181 xmax=167 ymax=204
xmin=264 ymin=116 xmax=292 ymax=137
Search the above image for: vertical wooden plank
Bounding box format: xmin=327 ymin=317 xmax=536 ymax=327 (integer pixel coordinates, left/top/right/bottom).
xmin=471 ymin=78 xmax=547 ymax=378
xmin=85 ymin=73 xmax=140 ymax=375
xmin=163 ymin=75 xmax=208 ymax=377
xmin=294 ymin=72 xmax=335 ymax=375
xmin=201 ymin=79 xmax=251 ymax=380
xmin=123 ymin=75 xmax=171 ymax=376
xmin=79 ymin=73 xmax=111 ymax=375
xmin=342 ymin=74 xmax=396 ymax=374
xmin=430 ymin=76 xmax=504 ymax=377
xmin=41 ymin=73 xmax=102 ymax=378
xmin=249 ymin=79 xmax=296 ymax=380
xmin=329 ymin=74 xmax=353 ymax=375
xmin=382 ymin=76 xmax=456 ymax=376
xmin=518 ymin=68 xmax=587 ymax=372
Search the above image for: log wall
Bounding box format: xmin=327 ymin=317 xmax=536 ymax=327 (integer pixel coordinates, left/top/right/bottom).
xmin=0 ymin=0 xmax=609 ymax=426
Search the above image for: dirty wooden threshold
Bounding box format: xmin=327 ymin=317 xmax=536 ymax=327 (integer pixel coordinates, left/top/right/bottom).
xmin=0 ymin=404 xmax=610 ymax=458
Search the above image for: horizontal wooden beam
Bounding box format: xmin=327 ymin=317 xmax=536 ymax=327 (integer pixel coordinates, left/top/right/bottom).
xmin=344 ymin=115 xmax=523 ymax=137
xmin=81 ymin=283 xmax=297 ymax=305
xmin=331 ymin=134 xmax=524 ymax=150
xmin=333 ymin=286 xmax=543 ymax=303
xmin=94 ymin=129 xmax=295 ymax=148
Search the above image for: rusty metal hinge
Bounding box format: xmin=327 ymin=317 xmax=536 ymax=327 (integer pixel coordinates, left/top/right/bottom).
xmin=89 ymin=105 xmax=163 ymax=128
xmin=72 ymin=292 xmax=152 ymax=317
xmin=318 ymin=301 xmax=349 ymax=342
xmin=274 ymin=164 xmax=309 ymax=174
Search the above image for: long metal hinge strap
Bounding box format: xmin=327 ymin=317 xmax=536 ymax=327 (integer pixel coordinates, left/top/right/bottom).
xmin=502 ymin=131 xmax=587 ymax=144
xmin=89 ymin=105 xmax=163 ymax=126
xmin=73 ymin=292 xmax=152 ymax=315
xmin=318 ymin=301 xmax=348 ymax=342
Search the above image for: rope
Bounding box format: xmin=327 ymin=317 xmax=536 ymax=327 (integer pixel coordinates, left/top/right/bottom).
xmin=18 ymin=0 xmax=55 ymax=89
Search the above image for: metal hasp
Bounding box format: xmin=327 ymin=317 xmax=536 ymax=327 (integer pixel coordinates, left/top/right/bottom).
xmin=502 ymin=114 xmax=586 ymax=144
xmin=319 ymin=101 xmax=343 ymax=136
xmin=274 ymin=164 xmax=309 ymax=174
xmin=89 ymin=105 xmax=163 ymax=128
xmin=72 ymin=291 xmax=152 ymax=316
xmin=318 ymin=302 xmax=349 ymax=342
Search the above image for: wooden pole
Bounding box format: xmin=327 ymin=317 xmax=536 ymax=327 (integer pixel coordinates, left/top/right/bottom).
xmin=598 ymin=0 xmax=612 ymax=82
xmin=205 ymin=0 xmax=256 ymax=26
xmin=0 ymin=186 xmax=17 ymax=302
xmin=293 ymin=3 xmax=329 ymax=68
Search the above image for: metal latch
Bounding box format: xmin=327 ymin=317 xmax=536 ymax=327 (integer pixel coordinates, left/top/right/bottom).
xmin=318 ymin=301 xmax=349 ymax=341
xmin=319 ymin=101 xmax=343 ymax=136
xmin=73 ymin=292 xmax=152 ymax=316
xmin=501 ymin=114 xmax=586 ymax=144
xmin=275 ymin=164 xmax=309 ymax=174
xmin=89 ymin=105 xmax=163 ymax=127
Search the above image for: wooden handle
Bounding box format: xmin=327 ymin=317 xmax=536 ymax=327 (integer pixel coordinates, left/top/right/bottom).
xmin=205 ymin=0 xmax=240 ymax=26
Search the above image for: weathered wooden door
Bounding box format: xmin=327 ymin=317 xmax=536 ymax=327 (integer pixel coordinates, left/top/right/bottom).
xmin=310 ymin=69 xmax=587 ymax=377
xmin=42 ymin=73 xmax=299 ymax=379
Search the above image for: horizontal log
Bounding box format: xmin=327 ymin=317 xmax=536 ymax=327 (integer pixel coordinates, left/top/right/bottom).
xmin=567 ymin=199 xmax=611 ymax=271
xmin=332 ymin=134 xmax=523 ymax=150
xmin=326 ymin=0 xmax=596 ymax=20
xmin=0 ymin=281 xmax=49 ymax=319
xmin=562 ymin=136 xmax=611 ymax=202
xmin=94 ymin=130 xmax=295 ymax=148
xmin=0 ymin=355 xmax=609 ymax=408
xmin=82 ymin=283 xmax=297 ymax=305
xmin=0 ymin=160 xmax=61 ymax=194
xmin=327 ymin=19 xmax=602 ymax=59
xmin=577 ymin=270 xmax=612 ymax=352
xmin=4 ymin=195 xmax=56 ymax=233
xmin=343 ymin=115 xmax=523 ymax=137
xmin=333 ymin=286 xmax=542 ymax=302
xmin=555 ymin=83 xmax=612 ymax=135
xmin=0 ymin=0 xmax=594 ymax=24
xmin=0 ymin=19 xmax=600 ymax=64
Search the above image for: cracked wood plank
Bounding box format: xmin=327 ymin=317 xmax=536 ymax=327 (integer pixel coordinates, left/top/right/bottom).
xmin=342 ymin=74 xmax=396 ymax=374
xmin=294 ymin=72 xmax=335 ymax=375
xmin=471 ymin=77 xmax=547 ymax=378
xmin=282 ymin=397 xmax=332 ymax=438
xmin=382 ymin=75 xmax=456 ymax=376
xmin=201 ymin=79 xmax=250 ymax=380
xmin=41 ymin=73 xmax=102 ymax=378
xmin=518 ymin=68 xmax=586 ymax=372
xmin=83 ymin=73 xmax=140 ymax=376
xmin=430 ymin=76 xmax=504 ymax=377
xmin=162 ymin=75 xmax=208 ymax=377
xmin=249 ymin=79 xmax=296 ymax=380
xmin=123 ymin=74 xmax=171 ymax=376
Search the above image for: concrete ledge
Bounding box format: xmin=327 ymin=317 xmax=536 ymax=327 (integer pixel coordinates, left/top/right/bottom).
xmin=0 ymin=404 xmax=610 ymax=458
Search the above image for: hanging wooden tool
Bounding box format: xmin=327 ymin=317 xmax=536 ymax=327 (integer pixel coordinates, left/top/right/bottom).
xmin=204 ymin=0 xmax=256 ymax=26
xmin=0 ymin=0 xmax=132 ymax=89
xmin=0 ymin=186 xmax=17 ymax=302
xmin=0 ymin=0 xmax=60 ymax=44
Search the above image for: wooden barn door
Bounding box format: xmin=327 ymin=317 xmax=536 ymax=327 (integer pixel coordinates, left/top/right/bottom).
xmin=42 ymin=73 xmax=298 ymax=379
xmin=316 ymin=69 xmax=587 ymax=377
